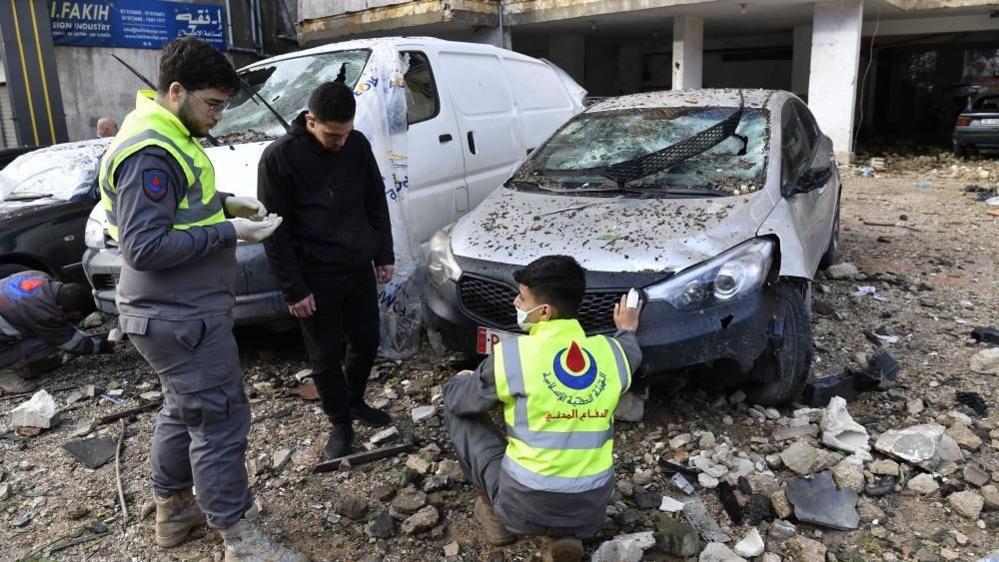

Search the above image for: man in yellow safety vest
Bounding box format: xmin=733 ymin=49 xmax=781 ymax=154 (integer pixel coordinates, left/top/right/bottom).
xmin=443 ymin=255 xmax=643 ymax=562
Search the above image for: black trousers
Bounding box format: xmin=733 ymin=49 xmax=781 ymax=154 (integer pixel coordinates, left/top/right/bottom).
xmin=300 ymin=267 xmax=380 ymax=425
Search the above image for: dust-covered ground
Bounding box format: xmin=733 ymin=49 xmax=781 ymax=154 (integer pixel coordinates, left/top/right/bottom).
xmin=1 ymin=159 xmax=998 ymax=562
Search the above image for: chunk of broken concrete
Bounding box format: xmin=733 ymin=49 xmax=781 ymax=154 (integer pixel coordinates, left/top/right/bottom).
xmin=370 ymin=426 xmax=400 ymax=445
xmin=699 ymin=542 xmax=747 ymax=562
xmin=946 ymin=423 xmax=983 ymax=451
xmin=906 ymin=473 xmax=940 ymax=494
xmin=785 ymin=471 xmax=859 ymax=531
xmin=62 ymin=437 xmax=117 ymax=469
xmin=825 ymin=262 xmax=859 ymax=280
xmin=683 ymin=497 xmax=730 ymax=542
xmin=948 ymin=490 xmax=984 ymax=520
xmin=733 ymin=527 xmax=765 ymax=557
xmin=786 ymin=535 xmax=827 ymax=562
xmin=659 ymin=496 xmax=686 ymax=513
xmin=410 ymin=406 xmax=436 ymax=424
xmin=874 ymin=423 xmax=960 ymax=471
xmin=591 ymin=538 xmax=643 ymax=562
xmin=969 ymin=348 xmax=999 ymax=375
xmin=820 ymin=396 xmax=871 ymax=459
xmin=779 ymin=441 xmax=822 ymax=476
xmin=614 ymin=391 xmax=645 ymax=422
xmin=10 ymin=389 xmax=58 ymax=429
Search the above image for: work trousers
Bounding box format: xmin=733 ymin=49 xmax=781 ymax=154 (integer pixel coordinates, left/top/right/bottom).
xmin=0 ymin=338 xmax=58 ymax=372
xmin=123 ymin=314 xmax=252 ymax=530
xmin=299 ymin=267 xmax=380 ymax=425
xmin=444 ymin=409 xmax=599 ymax=538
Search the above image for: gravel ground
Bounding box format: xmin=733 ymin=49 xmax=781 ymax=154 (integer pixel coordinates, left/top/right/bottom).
xmin=1 ymin=162 xmax=998 ymax=562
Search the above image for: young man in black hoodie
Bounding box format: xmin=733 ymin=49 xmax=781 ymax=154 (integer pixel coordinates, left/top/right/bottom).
xmin=258 ymin=81 xmax=394 ymax=459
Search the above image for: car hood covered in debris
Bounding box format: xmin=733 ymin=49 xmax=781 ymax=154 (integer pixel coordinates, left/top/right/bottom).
xmin=450 ymin=186 xmax=778 ymax=274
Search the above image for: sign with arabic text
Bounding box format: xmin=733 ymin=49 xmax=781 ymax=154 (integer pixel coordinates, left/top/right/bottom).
xmin=48 ymin=0 xmax=226 ymax=50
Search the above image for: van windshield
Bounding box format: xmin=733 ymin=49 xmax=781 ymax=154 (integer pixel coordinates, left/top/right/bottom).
xmin=212 ymin=49 xmax=370 ymax=143
xmin=509 ymin=106 xmax=769 ymax=197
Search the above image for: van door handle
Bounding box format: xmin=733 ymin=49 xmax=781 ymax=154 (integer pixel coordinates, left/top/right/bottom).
xmin=467 ymin=131 xmax=477 ymax=155
xmin=439 ymin=134 xmax=452 ymax=143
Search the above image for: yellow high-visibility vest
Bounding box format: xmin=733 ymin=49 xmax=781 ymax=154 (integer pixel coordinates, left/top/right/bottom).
xmin=494 ymin=318 xmax=631 ymax=493
xmin=99 ymin=90 xmax=225 ymax=241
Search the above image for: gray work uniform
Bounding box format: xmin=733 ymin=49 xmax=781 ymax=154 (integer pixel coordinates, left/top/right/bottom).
xmin=109 ymin=146 xmax=249 ymax=530
xmin=0 ymin=271 xmax=104 ymax=369
xmin=443 ymin=329 xmax=642 ymax=538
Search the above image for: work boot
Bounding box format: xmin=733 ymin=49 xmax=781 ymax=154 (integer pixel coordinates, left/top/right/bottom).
xmin=219 ymin=510 xmax=309 ymax=562
xmin=323 ymin=422 xmax=353 ymax=460
xmin=348 ymin=401 xmax=392 ymax=427
xmin=24 ymin=354 xmax=64 ymax=378
xmin=543 ymin=536 xmax=584 ymax=562
xmin=153 ymin=489 xmax=206 ymax=548
xmin=0 ymin=370 xmax=36 ymax=395
xmin=473 ymin=494 xmax=515 ymax=546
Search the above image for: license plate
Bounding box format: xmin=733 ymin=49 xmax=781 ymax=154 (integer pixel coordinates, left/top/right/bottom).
xmin=476 ymin=326 xmax=516 ymax=355
xmin=979 ymin=118 xmax=999 ymax=125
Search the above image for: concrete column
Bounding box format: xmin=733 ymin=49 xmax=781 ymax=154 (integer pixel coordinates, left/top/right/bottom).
xmin=791 ymin=25 xmax=811 ymax=97
xmin=672 ymin=15 xmax=703 ymax=90
xmin=807 ymin=0 xmax=864 ymax=162
xmin=480 ymin=26 xmax=512 ymax=50
xmin=548 ymin=34 xmax=585 ymax=84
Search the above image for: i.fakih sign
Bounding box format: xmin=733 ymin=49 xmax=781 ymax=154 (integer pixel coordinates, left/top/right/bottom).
xmin=48 ymin=0 xmax=226 ymax=51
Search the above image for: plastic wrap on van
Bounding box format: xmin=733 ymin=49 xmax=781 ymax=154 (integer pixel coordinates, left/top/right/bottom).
xmin=354 ymin=43 xmax=424 ymax=359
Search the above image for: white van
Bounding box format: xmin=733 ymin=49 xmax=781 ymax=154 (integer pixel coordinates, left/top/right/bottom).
xmin=82 ymin=37 xmax=585 ymax=323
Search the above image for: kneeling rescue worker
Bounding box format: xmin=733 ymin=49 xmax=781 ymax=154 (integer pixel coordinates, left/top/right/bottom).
xmin=0 ymin=272 xmax=114 ymax=394
xmin=443 ymin=255 xmax=643 ymax=562
xmin=98 ymin=37 xmax=304 ymax=561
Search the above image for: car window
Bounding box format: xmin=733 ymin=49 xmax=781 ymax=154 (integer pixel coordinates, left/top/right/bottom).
xmin=212 ymin=49 xmax=371 ymax=141
xmin=781 ymin=103 xmax=811 ymax=185
xmin=973 ymin=96 xmax=999 ymax=111
xmin=0 ymin=139 xmax=109 ymax=202
xmin=402 ymin=51 xmax=439 ymax=125
xmin=514 ymin=106 xmax=769 ymax=196
xmin=793 ymin=102 xmax=819 ymax=151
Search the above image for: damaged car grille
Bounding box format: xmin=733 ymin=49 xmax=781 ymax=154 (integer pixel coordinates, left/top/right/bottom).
xmin=458 ymin=276 xmax=620 ymax=334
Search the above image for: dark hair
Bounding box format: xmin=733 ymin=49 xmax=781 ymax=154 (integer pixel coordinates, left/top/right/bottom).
xmin=56 ymin=283 xmax=96 ymax=316
xmin=309 ymin=81 xmax=356 ymax=123
xmin=158 ymin=37 xmax=239 ymax=94
xmin=513 ymin=256 xmax=586 ymax=319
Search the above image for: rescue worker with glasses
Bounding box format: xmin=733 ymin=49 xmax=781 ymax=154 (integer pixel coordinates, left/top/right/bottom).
xmin=443 ymin=255 xmax=643 ymax=562
xmin=98 ymin=37 xmax=304 ymax=561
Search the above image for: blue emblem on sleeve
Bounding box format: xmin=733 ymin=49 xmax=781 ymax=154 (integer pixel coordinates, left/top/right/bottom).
xmin=142 ymin=169 xmax=170 ymax=201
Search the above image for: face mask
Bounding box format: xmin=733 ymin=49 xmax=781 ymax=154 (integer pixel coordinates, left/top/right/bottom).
xmin=516 ymin=304 xmax=544 ymax=332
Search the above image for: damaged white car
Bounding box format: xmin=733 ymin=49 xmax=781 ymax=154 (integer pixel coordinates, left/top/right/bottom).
xmin=423 ymin=89 xmax=841 ymax=405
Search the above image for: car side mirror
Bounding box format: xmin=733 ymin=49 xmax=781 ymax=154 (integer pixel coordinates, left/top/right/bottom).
xmin=783 ymin=136 xmax=834 ymax=197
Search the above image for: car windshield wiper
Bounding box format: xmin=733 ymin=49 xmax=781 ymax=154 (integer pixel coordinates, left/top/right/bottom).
xmin=548 ymin=91 xmax=748 ymax=186
xmin=5 ymin=192 xmax=53 ymax=201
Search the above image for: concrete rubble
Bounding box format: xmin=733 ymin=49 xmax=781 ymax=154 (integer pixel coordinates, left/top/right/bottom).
xmin=9 ymin=390 xmax=58 ymax=429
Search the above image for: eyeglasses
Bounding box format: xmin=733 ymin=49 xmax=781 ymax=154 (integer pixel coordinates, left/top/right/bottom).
xmin=186 ymin=88 xmax=230 ymax=115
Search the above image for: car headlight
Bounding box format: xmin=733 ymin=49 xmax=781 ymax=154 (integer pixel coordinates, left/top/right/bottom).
xmin=427 ymin=224 xmax=461 ymax=286
xmin=645 ymin=238 xmax=774 ymax=309
xmin=84 ymin=216 xmax=105 ymax=249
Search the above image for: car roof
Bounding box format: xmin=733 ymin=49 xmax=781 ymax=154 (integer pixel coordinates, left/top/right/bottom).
xmin=587 ymin=89 xmax=791 ymax=113
xmin=237 ymin=36 xmax=514 ymax=73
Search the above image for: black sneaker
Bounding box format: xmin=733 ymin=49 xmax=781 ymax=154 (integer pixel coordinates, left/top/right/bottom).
xmin=349 ymin=402 xmax=392 ymax=427
xmin=324 ymin=423 xmax=353 ymax=460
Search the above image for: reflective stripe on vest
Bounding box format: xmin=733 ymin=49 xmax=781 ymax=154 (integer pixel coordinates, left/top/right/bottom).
xmin=493 ymin=319 xmax=631 ymax=493
xmin=100 ymin=90 xmax=225 ymax=241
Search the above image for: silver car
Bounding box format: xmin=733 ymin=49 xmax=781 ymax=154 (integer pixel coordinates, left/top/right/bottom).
xmin=423 ymin=89 xmax=841 ymax=405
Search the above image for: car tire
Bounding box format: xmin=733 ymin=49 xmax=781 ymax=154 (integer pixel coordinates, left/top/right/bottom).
xmin=954 ymin=144 xmax=967 ymax=158
xmin=744 ymin=279 xmax=813 ymax=406
xmin=0 ymin=263 xmax=29 ymax=279
xmin=818 ymin=199 xmax=841 ymax=270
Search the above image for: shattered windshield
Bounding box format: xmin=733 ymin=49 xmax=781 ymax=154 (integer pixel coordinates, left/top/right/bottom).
xmin=212 ymin=49 xmax=370 ymax=142
xmin=511 ymin=106 xmax=769 ymax=196
xmin=0 ymin=139 xmax=109 ymax=202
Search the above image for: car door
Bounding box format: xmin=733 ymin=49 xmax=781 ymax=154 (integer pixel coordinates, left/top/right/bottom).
xmin=396 ymin=48 xmax=468 ymax=243
xmin=781 ymin=100 xmax=838 ymax=274
xmin=436 ymin=48 xmax=522 ymax=211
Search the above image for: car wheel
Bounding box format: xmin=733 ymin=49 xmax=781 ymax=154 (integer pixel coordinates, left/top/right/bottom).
xmin=744 ymin=279 xmax=813 ymax=406
xmin=954 ymin=144 xmax=967 ymax=158
xmin=0 ymin=263 xmax=29 ymax=279
xmin=818 ymin=199 xmax=841 ymax=270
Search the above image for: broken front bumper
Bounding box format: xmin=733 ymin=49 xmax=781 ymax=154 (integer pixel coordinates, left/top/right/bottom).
xmin=82 ymin=244 xmax=289 ymax=325
xmin=423 ymin=271 xmax=779 ymax=378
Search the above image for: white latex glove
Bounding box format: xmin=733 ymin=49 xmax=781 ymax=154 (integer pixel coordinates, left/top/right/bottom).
xmin=230 ymin=214 xmax=282 ymax=243
xmin=224 ymin=196 xmax=267 ymax=220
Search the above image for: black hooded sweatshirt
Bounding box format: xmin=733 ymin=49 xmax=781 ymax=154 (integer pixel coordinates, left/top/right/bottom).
xmin=258 ymin=112 xmax=394 ymax=304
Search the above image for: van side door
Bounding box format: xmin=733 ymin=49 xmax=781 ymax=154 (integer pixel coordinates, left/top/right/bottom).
xmin=436 ymin=48 xmax=522 ymax=210
xmin=398 ymin=49 xmax=468 ymax=243
xmin=501 ymin=55 xmax=578 ymax=160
